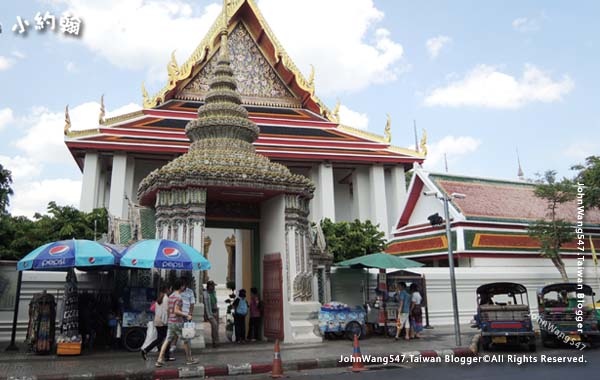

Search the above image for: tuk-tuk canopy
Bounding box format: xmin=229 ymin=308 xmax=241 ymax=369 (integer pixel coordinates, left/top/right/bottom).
xmin=335 ymin=253 xmax=424 ymax=269
xmin=538 ymin=283 xmax=594 ymax=296
xmin=477 ymin=282 xmax=528 ymax=295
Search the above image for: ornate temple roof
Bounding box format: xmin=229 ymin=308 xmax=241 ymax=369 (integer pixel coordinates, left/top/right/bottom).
xmin=137 ymin=19 xmax=314 ymax=207
xmin=64 ymin=0 xmax=424 ymax=170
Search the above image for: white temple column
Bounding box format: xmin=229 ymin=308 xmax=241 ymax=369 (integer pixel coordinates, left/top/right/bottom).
xmin=108 ymin=153 xmax=134 ymax=218
xmin=235 ymin=229 xmax=243 ymax=289
xmin=388 ymin=165 xmax=406 ymax=234
xmin=316 ymin=163 xmax=335 ymax=222
xmin=369 ymin=164 xmax=388 ymax=236
xmin=351 ymin=167 xmax=370 ymax=221
xmin=80 ymin=152 xmax=100 ymax=212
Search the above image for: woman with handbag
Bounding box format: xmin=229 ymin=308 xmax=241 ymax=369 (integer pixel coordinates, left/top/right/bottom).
xmin=141 ymin=286 xmax=174 ymax=361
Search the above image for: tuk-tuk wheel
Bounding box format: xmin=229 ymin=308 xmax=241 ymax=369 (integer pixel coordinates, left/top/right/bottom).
xmin=345 ymin=321 xmax=363 ymax=340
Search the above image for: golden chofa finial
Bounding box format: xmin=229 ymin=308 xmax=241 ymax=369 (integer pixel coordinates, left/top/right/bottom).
xmin=420 ymin=128 xmax=428 ymax=156
xmin=167 ymin=50 xmax=180 ymax=85
xmin=99 ymin=94 xmax=105 ymax=124
xmin=332 ymin=99 xmax=341 ymax=123
xmin=308 ymin=64 xmax=315 ymax=92
xmin=64 ymin=105 xmax=71 ymax=135
xmin=384 ymin=113 xmax=392 ymax=143
xmin=141 ymin=82 xmax=152 ymax=108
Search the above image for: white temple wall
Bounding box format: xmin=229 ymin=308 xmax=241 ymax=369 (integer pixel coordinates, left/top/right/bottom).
xmin=386 ymin=166 xmax=407 ymax=236
xmin=330 ymin=264 xmax=599 ymax=327
xmin=308 ymin=163 xmax=335 ymax=223
xmin=406 ymin=192 xmax=445 ymax=227
xmin=333 ymin=169 xmax=352 ymax=222
xmin=108 ymin=153 xmax=135 ymax=218
xmin=369 ymin=164 xmax=388 ymax=236
xmin=351 ymin=167 xmax=370 ymax=221
xmin=79 ymin=152 xmax=101 ymax=212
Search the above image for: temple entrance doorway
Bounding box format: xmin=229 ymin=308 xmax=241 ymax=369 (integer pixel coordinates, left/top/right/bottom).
xmin=202 ymin=221 xmax=259 ymax=343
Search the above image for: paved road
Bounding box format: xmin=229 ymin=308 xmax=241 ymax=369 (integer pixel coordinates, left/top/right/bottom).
xmin=220 ymin=343 xmax=598 ymax=380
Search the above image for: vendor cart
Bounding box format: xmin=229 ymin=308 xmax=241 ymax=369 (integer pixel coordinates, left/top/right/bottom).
xmin=318 ymin=303 xmax=366 ymax=340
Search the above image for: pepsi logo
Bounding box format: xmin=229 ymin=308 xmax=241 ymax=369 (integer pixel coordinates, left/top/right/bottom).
xmin=88 ymin=257 xmax=96 ymax=264
xmin=163 ymin=247 xmax=180 ymax=258
xmin=49 ymin=245 xmax=69 ymax=256
xmin=132 ymin=259 xmax=138 ymax=266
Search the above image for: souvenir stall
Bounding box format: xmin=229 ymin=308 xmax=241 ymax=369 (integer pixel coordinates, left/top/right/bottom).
xmin=25 ymin=291 xmax=56 ymax=354
xmin=16 ymin=239 xmax=120 ymax=355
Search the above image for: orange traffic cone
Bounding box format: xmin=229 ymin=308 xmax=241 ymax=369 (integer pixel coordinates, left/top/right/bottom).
xmin=271 ymin=339 xmax=284 ymax=378
xmin=350 ymin=334 xmax=367 ymax=372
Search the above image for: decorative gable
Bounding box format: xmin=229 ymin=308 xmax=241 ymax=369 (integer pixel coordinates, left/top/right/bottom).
xmin=179 ymin=23 xmax=298 ymax=107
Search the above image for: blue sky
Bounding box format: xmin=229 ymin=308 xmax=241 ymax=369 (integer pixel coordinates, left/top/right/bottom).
xmin=0 ymin=0 xmax=598 ymax=217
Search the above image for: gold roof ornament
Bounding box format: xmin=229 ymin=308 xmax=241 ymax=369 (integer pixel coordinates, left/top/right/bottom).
xmin=332 ymin=99 xmax=340 ymax=123
xmin=167 ymin=50 xmax=180 ymax=86
xmin=141 ymin=82 xmax=152 ymax=108
xmin=384 ymin=113 xmax=392 ymax=143
xmin=307 ymin=64 xmax=315 ymax=94
xmin=99 ymin=94 xmax=106 ymax=124
xmin=64 ymin=105 xmax=71 ymax=135
xmin=420 ymin=128 xmax=428 ymax=157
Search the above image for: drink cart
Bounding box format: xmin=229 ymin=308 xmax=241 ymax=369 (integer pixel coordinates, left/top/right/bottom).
xmin=318 ymin=302 xmax=366 ymax=340
xmin=120 ymin=287 xmax=156 ymax=351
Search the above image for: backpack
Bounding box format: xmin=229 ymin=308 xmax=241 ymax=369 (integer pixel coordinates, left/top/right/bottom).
xmin=236 ymin=298 xmax=248 ymax=316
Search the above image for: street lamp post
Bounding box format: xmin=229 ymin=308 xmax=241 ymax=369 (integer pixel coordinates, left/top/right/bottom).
xmin=442 ymin=193 xmax=462 ymax=346
xmin=425 ymin=191 xmax=464 ymax=346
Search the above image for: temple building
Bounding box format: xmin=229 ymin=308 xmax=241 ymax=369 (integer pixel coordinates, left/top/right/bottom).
xmin=387 ymin=168 xmax=600 ymax=268
xmin=64 ymin=0 xmax=423 ymax=343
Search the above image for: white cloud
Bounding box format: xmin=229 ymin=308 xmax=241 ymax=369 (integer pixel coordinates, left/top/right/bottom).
xmin=10 ymin=178 xmax=82 ymax=218
xmin=0 ymin=155 xmax=42 ymax=179
xmin=424 ymin=64 xmax=574 ymax=109
xmin=51 ymin=0 xmax=222 ymax=84
xmin=512 ymin=17 xmax=540 ymax=32
xmin=3 ymin=100 xmax=139 ymax=217
xmin=426 ymin=35 xmax=451 ymax=59
xmin=564 ymin=142 xmax=600 ymax=161
xmin=423 ymin=136 xmax=482 ymax=170
xmin=0 ymin=108 xmax=14 ymax=131
xmin=259 ymin=0 xmax=404 ymax=94
xmin=338 ymin=105 xmax=369 ymax=129
xmin=52 ymin=0 xmax=404 ymax=94
xmin=0 ymin=56 xmax=15 ymax=71
xmin=66 ymin=61 xmax=78 ymax=72
xmin=12 ymin=51 xmax=26 ymax=59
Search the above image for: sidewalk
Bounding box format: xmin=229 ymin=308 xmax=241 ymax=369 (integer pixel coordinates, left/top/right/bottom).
xmin=1 ymin=325 xmax=478 ymax=380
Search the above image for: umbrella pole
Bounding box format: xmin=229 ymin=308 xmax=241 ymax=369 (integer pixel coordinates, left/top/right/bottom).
xmin=5 ymin=271 xmax=23 ymax=351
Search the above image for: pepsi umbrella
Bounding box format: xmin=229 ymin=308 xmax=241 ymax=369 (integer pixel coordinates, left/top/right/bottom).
xmin=119 ymin=239 xmax=211 ymax=271
xmin=17 ymin=239 xmax=120 ymax=271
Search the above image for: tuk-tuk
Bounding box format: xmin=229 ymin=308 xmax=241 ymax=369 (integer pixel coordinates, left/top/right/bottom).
xmin=537 ymin=283 xmax=600 ymax=347
xmin=473 ymin=282 xmax=536 ymax=351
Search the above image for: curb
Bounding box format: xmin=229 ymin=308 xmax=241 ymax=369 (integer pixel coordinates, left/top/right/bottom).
xmin=8 ymin=336 xmax=481 ymax=380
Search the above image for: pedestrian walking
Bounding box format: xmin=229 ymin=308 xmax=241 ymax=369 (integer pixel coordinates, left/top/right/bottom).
xmin=247 ymin=287 xmax=263 ymax=342
xmin=155 ymin=280 xmax=198 ymax=367
xmin=232 ymin=289 xmax=248 ymax=343
xmin=409 ymin=283 xmax=424 ymax=339
xmin=142 ymin=285 xmax=175 ymax=361
xmin=204 ymin=280 xmax=219 ymax=348
xmin=394 ymin=282 xmax=411 ymax=340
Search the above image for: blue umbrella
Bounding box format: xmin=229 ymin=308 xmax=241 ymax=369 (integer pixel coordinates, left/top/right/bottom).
xmin=119 ymin=239 xmax=211 ymax=271
xmin=17 ymin=239 xmax=119 ymax=271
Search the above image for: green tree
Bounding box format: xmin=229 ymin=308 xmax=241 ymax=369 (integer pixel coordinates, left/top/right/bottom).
xmin=528 ymin=170 xmax=576 ymax=281
xmin=320 ymin=218 xmax=387 ymax=262
xmin=0 ymin=164 xmax=14 ymax=214
xmin=572 ymin=155 xmax=600 ymax=209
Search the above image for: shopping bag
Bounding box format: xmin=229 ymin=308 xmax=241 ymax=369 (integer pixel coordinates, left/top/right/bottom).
xmin=182 ymin=322 xmax=196 ymax=339
xmin=141 ymin=321 xmax=157 ymax=351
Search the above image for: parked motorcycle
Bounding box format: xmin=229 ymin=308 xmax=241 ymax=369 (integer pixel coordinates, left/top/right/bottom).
xmin=224 ymin=293 xmax=236 ymax=342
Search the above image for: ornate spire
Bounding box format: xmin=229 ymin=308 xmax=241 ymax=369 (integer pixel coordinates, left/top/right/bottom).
xmin=516 ymin=147 xmax=524 ymax=180
xmin=64 ymin=105 xmax=71 ymax=135
xmin=137 ymin=0 xmax=314 ymax=206
xmin=332 ymin=99 xmax=340 ymax=123
xmin=99 ymin=94 xmax=106 ymax=124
